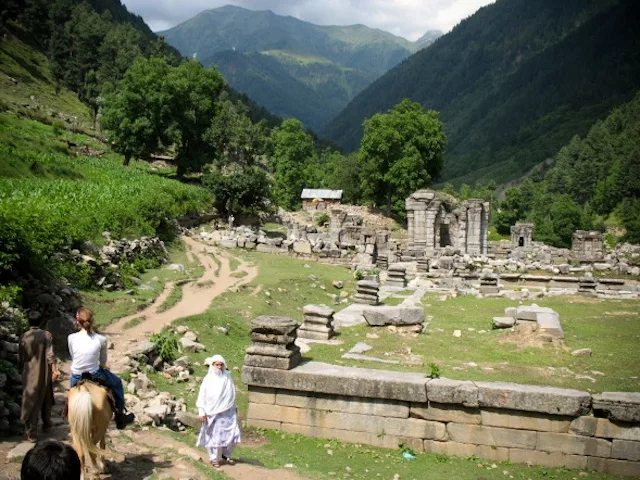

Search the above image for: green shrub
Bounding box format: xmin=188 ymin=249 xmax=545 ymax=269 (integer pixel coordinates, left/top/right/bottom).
xmin=150 ymin=329 xmax=180 ymax=363
xmin=315 ymin=212 xmax=330 ymax=226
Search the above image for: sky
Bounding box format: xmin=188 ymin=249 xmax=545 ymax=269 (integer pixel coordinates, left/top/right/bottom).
xmin=121 ymin=0 xmax=495 ymax=41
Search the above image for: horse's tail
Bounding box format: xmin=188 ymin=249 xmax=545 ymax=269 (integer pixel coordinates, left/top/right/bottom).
xmin=68 ymin=386 xmax=105 ymax=460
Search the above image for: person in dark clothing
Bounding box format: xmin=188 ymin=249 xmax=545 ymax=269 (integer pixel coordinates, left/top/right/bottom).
xmin=19 ymin=316 xmax=60 ymax=442
xmin=21 ymin=440 xmax=81 ymax=480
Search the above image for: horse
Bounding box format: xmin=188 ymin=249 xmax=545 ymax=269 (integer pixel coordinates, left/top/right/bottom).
xmin=67 ymin=381 xmax=114 ymax=477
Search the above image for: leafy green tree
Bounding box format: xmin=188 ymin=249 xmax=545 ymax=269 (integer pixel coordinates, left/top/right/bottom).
xmin=203 ymin=93 xmax=271 ymax=216
xmin=165 ymin=60 xmax=224 ymax=177
xmin=533 ymin=195 xmax=583 ymax=248
xmin=494 ymin=188 xmax=526 ymax=235
xmin=203 ymin=167 xmax=271 ymax=217
xmin=269 ymin=118 xmax=315 ymax=210
xmin=360 ymin=99 xmax=445 ymax=215
xmin=97 ymin=24 xmax=144 ymax=91
xmin=620 ymin=198 xmax=640 ymax=244
xmin=100 ymin=57 xmax=172 ymax=166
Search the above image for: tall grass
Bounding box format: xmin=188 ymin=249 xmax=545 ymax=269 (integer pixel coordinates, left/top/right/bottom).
xmin=0 ymin=114 xmax=211 ymax=279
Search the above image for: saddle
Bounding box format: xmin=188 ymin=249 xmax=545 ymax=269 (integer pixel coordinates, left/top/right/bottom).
xmin=63 ymin=373 xmax=117 ymax=418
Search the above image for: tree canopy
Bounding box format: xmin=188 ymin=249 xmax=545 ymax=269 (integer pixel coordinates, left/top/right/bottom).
xmin=360 ymin=99 xmax=445 ymax=216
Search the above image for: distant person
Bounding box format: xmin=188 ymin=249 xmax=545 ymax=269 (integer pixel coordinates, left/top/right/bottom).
xmin=196 ymin=355 xmax=241 ymax=468
xmin=21 ymin=440 xmax=81 ymax=480
xmin=228 ymin=215 xmax=235 ymax=229
xmin=67 ymin=306 xmax=134 ymax=429
xmin=19 ymin=315 xmax=60 ymax=442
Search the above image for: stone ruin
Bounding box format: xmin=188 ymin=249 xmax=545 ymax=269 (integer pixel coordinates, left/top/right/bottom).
xmin=245 ymin=316 xmax=302 ymax=370
xmin=511 ymin=223 xmax=534 ymax=248
xmin=386 ymin=265 xmax=407 ymax=288
xmin=572 ymin=230 xmax=604 ymax=262
xmin=355 ymin=280 xmax=379 ymax=305
xmin=406 ymin=190 xmax=489 ymax=256
xmin=493 ymin=304 xmax=564 ymax=339
xmin=298 ymin=304 xmax=335 ymax=340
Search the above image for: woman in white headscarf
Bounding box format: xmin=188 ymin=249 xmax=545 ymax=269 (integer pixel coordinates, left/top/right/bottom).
xmin=196 ymin=355 xmax=241 ymax=467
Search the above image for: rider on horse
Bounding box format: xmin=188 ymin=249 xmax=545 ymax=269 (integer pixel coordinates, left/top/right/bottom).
xmin=68 ymin=307 xmax=134 ymax=429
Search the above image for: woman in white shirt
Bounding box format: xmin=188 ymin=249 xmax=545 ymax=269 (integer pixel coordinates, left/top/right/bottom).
xmin=68 ymin=307 xmax=133 ymax=429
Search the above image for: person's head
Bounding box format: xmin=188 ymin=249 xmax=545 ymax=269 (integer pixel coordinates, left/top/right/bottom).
xmin=205 ymin=355 xmax=227 ymax=375
xmin=75 ymin=307 xmax=94 ymax=333
xmin=27 ymin=313 xmax=41 ymax=328
xmin=21 ymin=440 xmax=81 ymax=480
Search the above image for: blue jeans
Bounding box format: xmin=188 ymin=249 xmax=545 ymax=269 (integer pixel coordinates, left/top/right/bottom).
xmin=70 ymin=367 xmax=125 ymax=413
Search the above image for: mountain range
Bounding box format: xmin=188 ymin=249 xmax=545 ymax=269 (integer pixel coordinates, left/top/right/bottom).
xmin=323 ymin=0 xmax=640 ymax=186
xmin=159 ymin=5 xmax=441 ymax=131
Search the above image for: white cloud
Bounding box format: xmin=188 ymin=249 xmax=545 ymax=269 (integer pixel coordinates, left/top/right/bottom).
xmin=122 ymin=0 xmax=495 ymax=40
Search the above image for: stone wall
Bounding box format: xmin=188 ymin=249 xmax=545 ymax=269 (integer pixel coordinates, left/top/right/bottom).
xmin=244 ymin=363 xmax=640 ymax=477
xmin=573 ymin=231 xmax=605 ymax=262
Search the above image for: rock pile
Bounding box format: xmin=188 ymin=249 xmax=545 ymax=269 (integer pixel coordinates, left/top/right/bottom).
xmin=298 ymin=304 xmax=335 ymax=340
xmin=355 ymin=280 xmax=379 ymax=306
xmin=245 ymin=316 xmax=301 ymax=370
xmin=59 ymin=234 xmax=167 ymax=291
xmin=386 ymin=265 xmax=407 ymax=287
xmin=123 ymin=337 xmax=199 ymax=429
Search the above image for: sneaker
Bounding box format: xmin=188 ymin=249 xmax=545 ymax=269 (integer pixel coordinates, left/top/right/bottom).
xmin=116 ymin=412 xmax=135 ymax=429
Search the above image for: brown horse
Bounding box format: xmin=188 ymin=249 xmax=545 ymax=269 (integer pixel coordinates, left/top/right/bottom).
xmin=67 ymin=381 xmax=114 ymax=477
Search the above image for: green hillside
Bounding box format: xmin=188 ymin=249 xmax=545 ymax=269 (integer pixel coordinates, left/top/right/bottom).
xmin=160 ymin=5 xmax=435 ymax=131
xmin=205 ymin=49 xmax=374 ymax=131
xmin=323 ymin=0 xmax=639 ymax=186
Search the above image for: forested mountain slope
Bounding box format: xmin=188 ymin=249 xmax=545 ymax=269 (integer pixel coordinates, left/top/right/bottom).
xmin=160 ymin=5 xmax=439 ymax=131
xmin=323 ymin=0 xmax=639 ymax=186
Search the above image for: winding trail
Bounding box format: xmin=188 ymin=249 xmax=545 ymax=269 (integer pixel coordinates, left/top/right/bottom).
xmin=105 ymin=235 xmax=258 ymax=371
xmin=2 ymin=235 xmax=310 ymax=480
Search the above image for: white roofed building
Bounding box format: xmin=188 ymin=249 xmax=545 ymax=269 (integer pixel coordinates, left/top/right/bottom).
xmin=300 ymin=189 xmax=343 ymax=211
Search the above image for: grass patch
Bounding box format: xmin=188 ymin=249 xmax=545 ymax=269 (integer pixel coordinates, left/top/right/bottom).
xmin=229 ymin=256 xmax=241 ymax=272
xmin=123 ymin=316 xmax=144 ymax=330
xmin=306 ymin=294 xmax=640 ymax=392
xmin=161 ymin=428 xmax=619 ymax=480
xmin=231 ymin=270 xmax=248 ymax=279
xmin=197 ymin=280 xmax=214 ymax=288
xmin=157 ymin=284 xmax=183 ymax=313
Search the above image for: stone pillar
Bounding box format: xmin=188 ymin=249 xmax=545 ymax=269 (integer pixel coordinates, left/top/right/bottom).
xmin=245 ymin=316 xmax=301 ymax=370
xmin=298 ymin=304 xmax=335 ymax=340
xmin=465 ymin=201 xmax=483 ymax=255
xmin=386 ymin=265 xmax=407 ymax=287
xmin=355 ymin=280 xmax=379 ymax=305
xmin=407 ymin=211 xmax=415 ymax=249
xmin=376 ymin=254 xmax=388 ymax=270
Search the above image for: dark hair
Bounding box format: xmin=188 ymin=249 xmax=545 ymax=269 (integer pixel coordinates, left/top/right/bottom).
xmin=21 ymin=440 xmax=81 ymax=480
xmin=27 ymin=315 xmax=40 ymax=328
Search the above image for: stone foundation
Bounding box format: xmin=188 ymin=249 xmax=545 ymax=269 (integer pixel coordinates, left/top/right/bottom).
xmin=244 ymin=363 xmax=640 ymax=477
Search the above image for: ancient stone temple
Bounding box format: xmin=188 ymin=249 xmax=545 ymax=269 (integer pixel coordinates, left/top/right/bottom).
xmin=572 ymin=230 xmax=604 ymax=262
xmin=405 ymin=190 xmax=489 ymax=256
xmin=511 ymin=223 xmax=534 ymax=248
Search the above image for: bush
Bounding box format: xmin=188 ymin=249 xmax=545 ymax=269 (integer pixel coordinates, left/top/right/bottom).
xmin=315 ymin=212 xmax=330 ymax=227
xmin=150 ymin=329 xmax=180 ymax=363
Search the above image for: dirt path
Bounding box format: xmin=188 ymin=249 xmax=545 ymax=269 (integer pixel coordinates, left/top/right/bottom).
xmin=105 ymin=235 xmax=257 ymax=371
xmin=2 ymin=235 xmax=310 ymax=480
